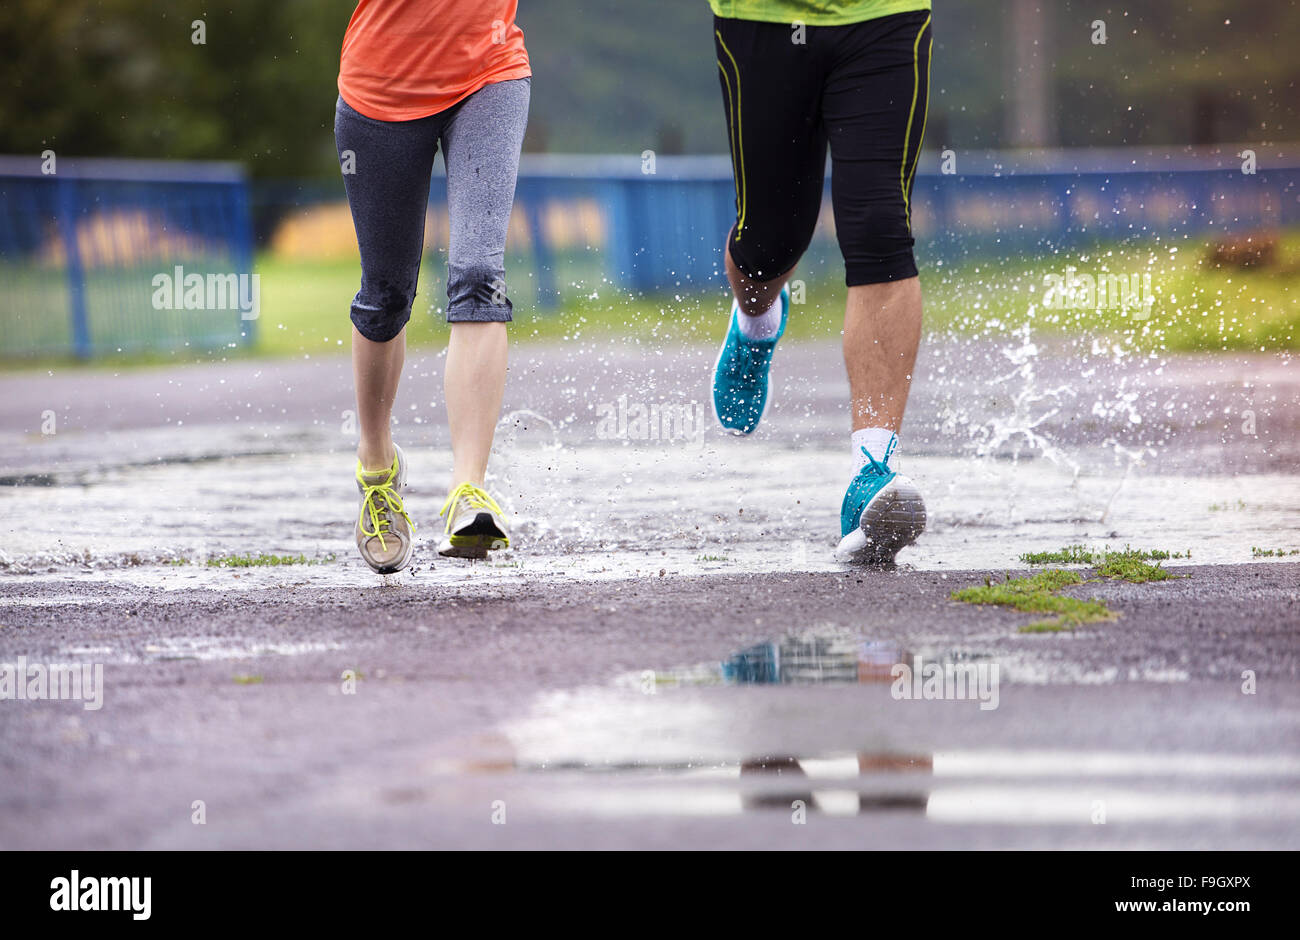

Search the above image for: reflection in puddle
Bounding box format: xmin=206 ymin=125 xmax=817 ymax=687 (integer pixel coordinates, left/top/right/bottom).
xmin=720 ymin=635 xmax=903 ymax=685
xmin=490 ymin=634 xmax=936 ymax=817
xmin=646 ymin=631 xmax=908 ymax=690
xmin=738 ymin=752 xmax=932 ymax=815
xmin=55 ymin=636 xmax=345 ymax=664
xmin=484 ymin=745 xmax=1300 ymax=824
xmin=455 ymin=631 xmax=1300 ymax=830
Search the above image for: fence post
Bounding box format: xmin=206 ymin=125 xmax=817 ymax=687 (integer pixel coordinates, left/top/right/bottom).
xmin=56 ymin=177 xmax=91 ymax=359
xmin=232 ymin=176 xmax=257 ymax=346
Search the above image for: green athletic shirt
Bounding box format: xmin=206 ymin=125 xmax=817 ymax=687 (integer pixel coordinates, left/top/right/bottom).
xmin=708 ymin=0 xmax=930 ymax=26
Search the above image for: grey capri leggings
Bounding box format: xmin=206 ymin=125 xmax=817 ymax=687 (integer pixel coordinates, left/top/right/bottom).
xmin=334 ymin=77 xmax=530 ymax=341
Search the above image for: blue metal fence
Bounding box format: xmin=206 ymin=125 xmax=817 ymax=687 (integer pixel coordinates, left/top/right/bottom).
xmin=512 ymin=156 xmax=743 ymax=298
xmin=511 ymin=150 xmax=1300 ymax=298
xmin=0 ymin=156 xmax=255 ymax=359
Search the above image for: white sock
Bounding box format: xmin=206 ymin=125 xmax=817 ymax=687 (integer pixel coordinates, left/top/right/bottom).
xmin=853 ymin=428 xmax=899 ymax=472
xmin=735 ymin=295 xmax=783 ymax=340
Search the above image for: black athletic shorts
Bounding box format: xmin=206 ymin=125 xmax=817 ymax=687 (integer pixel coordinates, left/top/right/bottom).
xmin=713 ymin=10 xmax=932 ymax=286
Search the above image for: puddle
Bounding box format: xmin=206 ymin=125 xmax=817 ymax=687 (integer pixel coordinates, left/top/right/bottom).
xmin=522 ymin=775 xmax=1300 ymax=823
xmin=628 ymin=632 xmax=907 ymax=689
xmin=1 ymin=338 xmax=1297 ymax=590
xmin=413 ymin=630 xmax=1300 ymax=830
xmin=0 ymin=445 xmax=1296 ymax=590
xmin=55 ymin=635 xmax=344 ymax=664
xmin=499 ymin=633 xmax=1001 ymax=773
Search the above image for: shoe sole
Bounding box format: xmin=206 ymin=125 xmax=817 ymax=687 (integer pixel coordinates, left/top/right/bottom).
xmin=358 ymin=445 xmax=413 ymax=575
xmin=438 ymin=512 xmax=509 ymax=560
xmin=371 ymin=552 xmax=411 ymax=575
xmin=835 ymin=475 xmax=926 ymax=566
xmin=711 ymin=315 xmax=773 ymax=436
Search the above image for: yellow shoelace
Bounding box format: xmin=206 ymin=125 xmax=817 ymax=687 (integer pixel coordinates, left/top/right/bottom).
xmin=356 ymin=458 xmax=415 ymax=550
xmin=440 ymin=482 xmax=506 ymax=534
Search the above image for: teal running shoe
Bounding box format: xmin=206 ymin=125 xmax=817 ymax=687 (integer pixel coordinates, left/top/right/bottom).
xmin=711 ymin=285 xmax=789 ymax=434
xmin=836 ymin=448 xmax=926 ymax=565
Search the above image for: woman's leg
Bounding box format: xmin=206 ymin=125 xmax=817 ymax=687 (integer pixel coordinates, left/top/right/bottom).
xmin=352 ymin=324 xmax=405 ymax=470
xmin=335 ymin=96 xmax=440 ymax=469
xmin=439 ymin=78 xmax=530 ymax=489
xmin=444 ymin=322 xmax=506 ymax=487
xmin=434 ymin=78 xmax=530 ymax=557
xmin=335 ymin=96 xmax=440 ymax=572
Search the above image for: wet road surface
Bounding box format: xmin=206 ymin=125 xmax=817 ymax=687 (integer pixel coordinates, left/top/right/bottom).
xmin=0 ymin=337 xmax=1297 ymax=848
xmin=0 ymin=564 xmax=1296 ymax=848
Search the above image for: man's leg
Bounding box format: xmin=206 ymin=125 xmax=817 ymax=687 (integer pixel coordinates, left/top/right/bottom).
xmin=725 ymin=225 xmax=792 ymax=318
xmin=843 ymin=277 xmax=923 ymax=433
xmin=711 ymin=16 xmax=827 ymax=433
xmin=825 ymin=10 xmax=933 ymax=562
xmin=827 ymin=11 xmax=931 ymax=445
xmin=436 ymin=77 xmax=530 ymax=557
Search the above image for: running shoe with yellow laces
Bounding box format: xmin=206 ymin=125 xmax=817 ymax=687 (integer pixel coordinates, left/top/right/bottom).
xmin=354 ymin=444 xmax=415 ymax=574
xmin=438 ymin=482 xmax=510 ymax=559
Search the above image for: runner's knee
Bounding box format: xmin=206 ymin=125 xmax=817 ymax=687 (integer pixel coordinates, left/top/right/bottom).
xmin=447 ymin=261 xmax=512 ymax=323
xmin=350 ymin=278 xmax=416 ymax=342
xmin=840 ymin=215 xmax=919 ymax=286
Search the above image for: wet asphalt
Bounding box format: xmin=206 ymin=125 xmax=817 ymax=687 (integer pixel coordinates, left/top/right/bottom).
xmin=0 ymin=562 xmax=1296 ymax=849
xmin=0 ymin=338 xmax=1297 ymax=848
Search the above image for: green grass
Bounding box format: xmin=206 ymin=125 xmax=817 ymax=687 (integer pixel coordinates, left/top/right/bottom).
xmin=1019 ymin=545 xmax=1098 ymax=565
xmin=924 ymin=233 xmax=1300 ymax=353
xmin=952 ymin=570 xmax=1116 ymax=633
xmin=1020 ymin=544 xmax=1181 ymax=583
xmin=5 ymin=228 xmax=1296 ymax=370
xmin=1209 ymin=499 xmax=1248 ymax=512
xmin=964 ymin=545 xmax=1191 ymax=631
xmin=254 ymin=232 xmax=1297 ymax=355
xmin=1094 ymin=552 xmax=1173 ymax=583
xmin=254 ymin=230 xmax=1299 ymax=357
xmin=206 ymin=552 xmax=335 ymax=568
xmin=1251 ymin=546 xmax=1300 ymax=557
xmin=1019 ymin=544 xmax=1189 ymax=566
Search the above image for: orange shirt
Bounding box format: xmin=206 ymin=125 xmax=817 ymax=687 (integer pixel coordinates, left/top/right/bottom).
xmin=338 ymin=0 xmax=531 ymax=122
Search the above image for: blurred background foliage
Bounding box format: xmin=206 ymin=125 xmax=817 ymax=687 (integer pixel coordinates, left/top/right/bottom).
xmin=2 ymin=0 xmax=1298 ymax=177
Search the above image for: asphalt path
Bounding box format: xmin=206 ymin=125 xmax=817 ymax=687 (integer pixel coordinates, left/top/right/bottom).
xmin=0 ymin=338 xmax=1296 ymax=848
